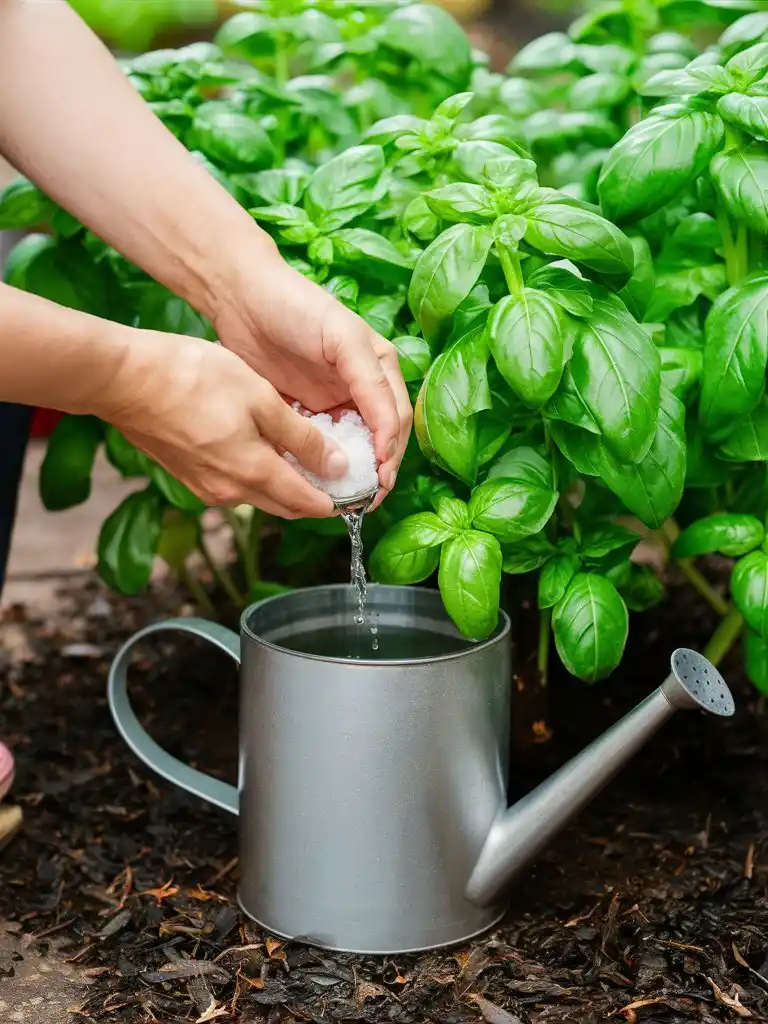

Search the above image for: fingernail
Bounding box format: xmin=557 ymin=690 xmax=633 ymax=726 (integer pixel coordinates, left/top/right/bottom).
xmin=325 ymin=448 xmax=348 ymax=479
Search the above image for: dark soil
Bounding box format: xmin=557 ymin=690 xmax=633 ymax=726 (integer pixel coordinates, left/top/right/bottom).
xmin=0 ymin=576 xmax=767 ymax=1024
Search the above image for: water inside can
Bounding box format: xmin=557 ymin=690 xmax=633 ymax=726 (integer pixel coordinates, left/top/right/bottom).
xmin=278 ymin=623 xmax=471 ymax=661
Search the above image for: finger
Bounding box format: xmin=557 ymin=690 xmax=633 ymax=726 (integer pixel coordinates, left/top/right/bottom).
xmin=247 ymin=448 xmax=336 ymax=520
xmin=325 ymin=316 xmax=400 ymax=465
xmin=374 ymin=345 xmax=413 ymax=492
xmin=259 ymin=397 xmax=348 ymax=481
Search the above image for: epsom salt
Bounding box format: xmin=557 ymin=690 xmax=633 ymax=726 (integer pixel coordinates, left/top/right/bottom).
xmin=284 ymin=407 xmax=379 ymax=640
xmin=285 ymin=408 xmax=378 ymax=502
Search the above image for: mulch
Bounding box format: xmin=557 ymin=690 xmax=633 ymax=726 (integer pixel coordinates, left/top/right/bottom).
xmin=0 ymin=575 xmax=766 ymax=1023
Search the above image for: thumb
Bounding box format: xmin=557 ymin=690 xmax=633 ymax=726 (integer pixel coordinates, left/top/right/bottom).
xmin=261 ymin=402 xmax=348 ymax=480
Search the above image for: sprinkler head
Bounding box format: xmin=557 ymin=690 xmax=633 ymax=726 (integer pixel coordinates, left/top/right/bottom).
xmin=661 ymin=648 xmax=735 ymax=717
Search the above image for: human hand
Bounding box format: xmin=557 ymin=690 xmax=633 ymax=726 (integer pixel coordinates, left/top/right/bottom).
xmin=103 ymin=330 xmax=348 ymax=519
xmin=211 ymin=255 xmax=412 ymax=505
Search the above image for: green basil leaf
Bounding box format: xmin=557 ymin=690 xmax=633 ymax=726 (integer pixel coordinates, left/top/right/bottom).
xmin=673 ymin=513 xmax=765 ymax=558
xmin=331 ymin=228 xmax=414 ymax=284
xmin=570 ymin=72 xmax=632 ymax=110
xmin=524 ymin=203 xmax=634 ymax=279
xmin=524 ymin=110 xmax=620 ymax=152
xmin=3 ymin=233 xmax=52 ymax=289
xmin=304 ymin=144 xmax=385 ymax=231
xmin=700 ymin=273 xmax=768 ymax=443
xmin=556 ymin=296 xmax=661 ymax=463
xmin=744 ymin=630 xmax=768 ymax=695
xmin=511 ymin=32 xmax=578 ymax=74
xmin=455 ymin=115 xmax=528 ymax=153
xmin=105 ymin=428 xmax=146 ymax=479
xmin=215 ymin=12 xmax=276 ymax=59
xmin=486 ymin=445 xmax=555 ymax=489
xmin=434 ymin=496 xmax=471 ymax=530
xmin=402 ymin=195 xmax=440 ymax=243
xmin=408 ymin=223 xmax=495 ymax=342
xmin=379 ymin=3 xmax=472 ymax=83
xmin=639 ymin=68 xmax=708 ymax=98
xmin=685 ymin=418 xmax=730 ymax=488
xmin=488 ymin=289 xmax=576 ymax=408
xmin=553 ymin=573 xmax=628 ymax=683
xmin=646 ymin=264 xmax=728 ymax=322
xmin=659 ymin=346 xmax=704 ymax=402
xmin=357 ymin=292 xmax=405 ymax=339
xmin=732 ymin=550 xmax=768 ymax=638
xmin=554 ymin=388 xmax=687 ymax=529
xmin=325 ymin=275 xmax=359 ymax=308
xmin=538 ymin=553 xmax=580 ymax=610
xmin=619 ymin=236 xmax=656 ymax=321
xmin=438 ymin=531 xmax=502 ymax=641
xmin=423 ymin=183 xmax=496 ymax=224
xmin=39 ymin=415 xmax=103 ymax=512
xmin=157 ymin=510 xmax=199 ymax=573
xmin=727 ymin=41 xmax=768 ymax=85
xmin=498 ymin=77 xmax=543 ymax=117
xmin=137 ymin=284 xmax=211 ymax=338
xmin=717 ymin=398 xmax=768 ymax=460
xmin=526 ymin=264 xmax=594 ymax=318
xmin=502 ymin=533 xmax=557 ymax=574
xmin=192 ymin=101 xmax=275 ymax=171
xmin=414 ymin=323 xmax=491 ymax=485
xmin=598 ymin=108 xmax=725 ymax=222
xmin=97 ymin=487 xmax=164 ymax=596
xmin=249 ymin=202 xmax=309 ymax=227
xmin=235 ymin=164 xmax=311 ymax=205
xmin=621 ymin=565 xmax=666 ymax=612
xmin=579 ymin=523 xmax=640 ymax=563
xmin=720 ymin=13 xmax=768 ymax=59
xmin=392 ymin=334 xmax=432 ymax=383
xmin=451 ymin=140 xmax=522 ymax=184
xmin=363 ymin=114 xmax=425 ymax=145
xmin=599 ymin=388 xmax=687 ymax=529
xmin=468 ymin=471 xmax=558 ymax=544
xmin=711 ymin=144 xmax=768 ymax=234
xmin=144 ymin=464 xmax=206 ymax=514
xmin=369 ymin=512 xmax=454 ymax=585
xmin=0 ymin=175 xmax=55 ymax=230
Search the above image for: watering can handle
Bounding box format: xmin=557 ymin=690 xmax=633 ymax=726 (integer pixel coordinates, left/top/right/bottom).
xmin=107 ymin=618 xmax=241 ymax=816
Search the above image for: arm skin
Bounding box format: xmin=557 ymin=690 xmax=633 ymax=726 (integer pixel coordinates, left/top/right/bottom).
xmin=0 ymin=0 xmax=273 ymax=323
xmin=0 ymin=281 xmax=342 ymax=518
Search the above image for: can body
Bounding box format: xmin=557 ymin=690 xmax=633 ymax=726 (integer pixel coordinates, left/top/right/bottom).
xmin=237 ymin=585 xmax=511 ymax=953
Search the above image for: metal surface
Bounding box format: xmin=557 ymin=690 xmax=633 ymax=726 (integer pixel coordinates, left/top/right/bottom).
xmin=108 ymin=598 xmax=736 ymax=954
xmin=332 ymin=487 xmax=378 ymax=512
xmin=465 ymin=648 xmax=735 ymax=908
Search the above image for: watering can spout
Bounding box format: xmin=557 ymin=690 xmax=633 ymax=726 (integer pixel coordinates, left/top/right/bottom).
xmin=465 ymin=649 xmax=735 ymax=908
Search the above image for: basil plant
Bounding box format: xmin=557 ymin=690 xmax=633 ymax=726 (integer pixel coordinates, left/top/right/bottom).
xmin=3 ymin=0 xmax=768 ymax=698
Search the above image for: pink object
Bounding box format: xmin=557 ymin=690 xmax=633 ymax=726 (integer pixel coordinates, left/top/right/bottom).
xmin=0 ymin=743 xmax=14 ymax=802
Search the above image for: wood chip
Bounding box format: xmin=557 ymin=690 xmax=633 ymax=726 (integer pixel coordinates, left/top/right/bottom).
xmin=469 ymin=994 xmax=523 ymax=1024
xmin=706 ymin=977 xmax=752 ymax=1017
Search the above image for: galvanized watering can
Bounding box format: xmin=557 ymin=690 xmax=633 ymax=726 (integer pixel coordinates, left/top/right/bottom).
xmin=108 ymin=584 xmax=735 ymax=955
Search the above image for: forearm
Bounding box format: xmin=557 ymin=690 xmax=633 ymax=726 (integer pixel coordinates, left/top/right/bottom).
xmin=0 ymin=281 xmax=138 ymax=415
xmin=0 ymin=0 xmax=275 ymax=321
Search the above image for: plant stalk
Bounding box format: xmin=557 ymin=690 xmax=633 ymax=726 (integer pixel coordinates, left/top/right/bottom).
xmin=703 ymin=606 xmax=744 ymax=667
xmin=498 ymin=245 xmax=524 ymax=297
xmin=677 ymin=558 xmax=729 ymax=618
xmin=198 ymin=533 xmax=246 ymax=608
xmin=244 ymin=509 xmax=265 ymax=595
xmin=178 ymin=562 xmax=216 ymax=618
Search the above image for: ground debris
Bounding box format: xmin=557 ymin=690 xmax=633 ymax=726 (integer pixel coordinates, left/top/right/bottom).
xmin=1 ymin=577 xmax=767 ymax=1022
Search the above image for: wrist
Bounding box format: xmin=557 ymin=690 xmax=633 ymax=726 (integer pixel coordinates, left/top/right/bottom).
xmin=187 ymin=215 xmax=282 ymax=326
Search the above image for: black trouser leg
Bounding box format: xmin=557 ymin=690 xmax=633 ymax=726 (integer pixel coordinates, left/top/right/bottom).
xmin=0 ymin=403 xmax=33 ymax=596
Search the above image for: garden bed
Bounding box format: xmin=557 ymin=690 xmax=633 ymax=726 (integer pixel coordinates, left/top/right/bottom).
xmin=0 ymin=577 xmax=766 ymax=1023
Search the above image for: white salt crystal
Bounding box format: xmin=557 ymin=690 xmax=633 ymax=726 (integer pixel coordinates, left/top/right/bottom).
xmin=284 ymin=408 xmax=378 ymax=501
